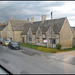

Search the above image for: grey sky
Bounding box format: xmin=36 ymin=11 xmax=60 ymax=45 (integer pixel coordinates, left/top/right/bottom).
xmin=0 ymin=1 xmax=75 ymax=27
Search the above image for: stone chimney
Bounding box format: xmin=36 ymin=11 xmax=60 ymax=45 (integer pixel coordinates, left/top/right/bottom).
xmin=0 ymin=22 xmax=2 ymax=26
xmin=42 ymin=15 xmax=46 ymax=22
xmin=27 ymin=18 xmax=30 ymax=23
xmin=10 ymin=17 xmax=14 ymax=21
xmin=31 ymin=17 xmax=34 ymax=24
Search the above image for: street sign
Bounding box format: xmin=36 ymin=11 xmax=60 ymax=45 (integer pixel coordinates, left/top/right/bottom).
xmin=43 ymin=40 xmax=47 ymax=43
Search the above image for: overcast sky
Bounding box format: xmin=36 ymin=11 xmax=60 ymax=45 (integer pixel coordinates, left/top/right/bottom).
xmin=0 ymin=1 xmax=75 ymax=27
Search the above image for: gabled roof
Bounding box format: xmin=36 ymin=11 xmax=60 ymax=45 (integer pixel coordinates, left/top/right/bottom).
xmin=21 ymin=23 xmax=31 ymax=35
xmin=39 ymin=17 xmax=66 ymax=34
xmin=52 ymin=17 xmax=65 ymax=33
xmin=30 ymin=21 xmax=41 ymax=34
xmin=22 ymin=17 xmax=66 ymax=35
xmin=10 ymin=20 xmax=26 ymax=31
xmin=0 ymin=25 xmax=7 ymax=31
xmin=39 ymin=24 xmax=50 ymax=34
xmin=22 ymin=21 xmax=41 ymax=35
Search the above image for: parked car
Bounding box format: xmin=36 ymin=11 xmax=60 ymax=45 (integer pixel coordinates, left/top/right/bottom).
xmin=8 ymin=42 xmax=20 ymax=50
xmin=0 ymin=38 xmax=3 ymax=44
xmin=3 ymin=40 xmax=10 ymax=47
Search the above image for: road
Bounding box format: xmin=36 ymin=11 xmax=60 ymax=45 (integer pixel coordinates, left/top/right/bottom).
xmin=0 ymin=45 xmax=75 ymax=74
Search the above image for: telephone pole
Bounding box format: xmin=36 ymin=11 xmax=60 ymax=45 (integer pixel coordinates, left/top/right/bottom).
xmin=51 ymin=11 xmax=53 ymax=48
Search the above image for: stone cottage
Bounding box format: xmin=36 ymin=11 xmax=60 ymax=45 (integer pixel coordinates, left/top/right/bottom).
xmin=22 ymin=16 xmax=74 ymax=49
xmin=0 ymin=15 xmax=74 ymax=49
xmin=6 ymin=18 xmax=26 ymax=42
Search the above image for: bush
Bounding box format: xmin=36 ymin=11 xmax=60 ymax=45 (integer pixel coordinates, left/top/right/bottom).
xmin=56 ymin=43 xmax=61 ymax=49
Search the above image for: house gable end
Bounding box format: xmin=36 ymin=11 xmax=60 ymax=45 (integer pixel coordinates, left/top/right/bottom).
xmin=59 ymin=17 xmax=73 ymax=48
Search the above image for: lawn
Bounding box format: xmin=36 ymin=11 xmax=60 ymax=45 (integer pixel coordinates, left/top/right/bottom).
xmin=64 ymin=47 xmax=75 ymax=51
xmin=19 ymin=43 xmax=75 ymax=53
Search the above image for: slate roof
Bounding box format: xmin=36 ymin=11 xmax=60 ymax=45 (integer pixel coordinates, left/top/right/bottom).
xmin=10 ymin=20 xmax=26 ymax=31
xmin=39 ymin=24 xmax=50 ymax=34
xmin=0 ymin=25 xmax=7 ymax=31
xmin=22 ymin=21 xmax=41 ymax=35
xmin=22 ymin=17 xmax=66 ymax=35
xmin=52 ymin=18 xmax=65 ymax=33
xmin=30 ymin=21 xmax=41 ymax=34
xmin=21 ymin=23 xmax=31 ymax=35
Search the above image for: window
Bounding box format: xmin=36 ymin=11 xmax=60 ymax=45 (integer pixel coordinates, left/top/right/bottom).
xmin=37 ymin=38 xmax=39 ymax=43
xmin=29 ymin=37 xmax=32 ymax=41
xmin=52 ymin=39 xmax=56 ymax=44
xmin=50 ymin=39 xmax=56 ymax=44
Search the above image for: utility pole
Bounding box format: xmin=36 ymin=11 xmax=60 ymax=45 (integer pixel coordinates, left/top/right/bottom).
xmin=51 ymin=11 xmax=53 ymax=48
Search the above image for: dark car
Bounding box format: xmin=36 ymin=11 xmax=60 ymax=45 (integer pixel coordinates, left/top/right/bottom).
xmin=8 ymin=42 xmax=20 ymax=50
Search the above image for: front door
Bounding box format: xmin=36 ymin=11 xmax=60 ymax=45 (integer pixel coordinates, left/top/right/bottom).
xmin=22 ymin=37 xmax=24 ymax=43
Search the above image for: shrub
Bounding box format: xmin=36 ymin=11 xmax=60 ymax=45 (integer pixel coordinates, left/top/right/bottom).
xmin=56 ymin=43 xmax=61 ymax=49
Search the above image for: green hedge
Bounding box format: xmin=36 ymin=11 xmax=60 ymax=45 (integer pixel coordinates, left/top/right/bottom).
xmin=19 ymin=43 xmax=63 ymax=53
xmin=56 ymin=43 xmax=61 ymax=49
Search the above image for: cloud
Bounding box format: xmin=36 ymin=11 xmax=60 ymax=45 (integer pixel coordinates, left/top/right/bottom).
xmin=0 ymin=1 xmax=75 ymax=26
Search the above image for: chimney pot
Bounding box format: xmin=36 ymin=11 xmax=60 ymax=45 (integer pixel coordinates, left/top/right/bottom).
xmin=27 ymin=18 xmax=30 ymax=23
xmin=31 ymin=17 xmax=34 ymax=24
xmin=42 ymin=15 xmax=46 ymax=22
xmin=10 ymin=17 xmax=14 ymax=21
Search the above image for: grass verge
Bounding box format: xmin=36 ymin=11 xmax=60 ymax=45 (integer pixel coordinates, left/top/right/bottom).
xmin=19 ymin=43 xmax=75 ymax=53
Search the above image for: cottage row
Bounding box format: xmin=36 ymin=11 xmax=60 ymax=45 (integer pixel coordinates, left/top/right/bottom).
xmin=0 ymin=15 xmax=75 ymax=49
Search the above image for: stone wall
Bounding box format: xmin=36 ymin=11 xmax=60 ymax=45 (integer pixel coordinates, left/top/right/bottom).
xmin=60 ymin=18 xmax=73 ymax=49
xmin=13 ymin=31 xmax=22 ymax=43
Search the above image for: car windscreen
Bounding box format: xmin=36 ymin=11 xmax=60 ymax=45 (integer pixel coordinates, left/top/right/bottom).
xmin=12 ymin=42 xmax=18 ymax=45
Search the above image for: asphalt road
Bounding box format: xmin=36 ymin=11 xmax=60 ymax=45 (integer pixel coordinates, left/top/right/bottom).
xmin=0 ymin=45 xmax=75 ymax=74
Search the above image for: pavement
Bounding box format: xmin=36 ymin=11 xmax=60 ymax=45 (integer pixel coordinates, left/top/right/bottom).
xmin=46 ymin=51 xmax=75 ymax=65
xmin=0 ymin=45 xmax=75 ymax=74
